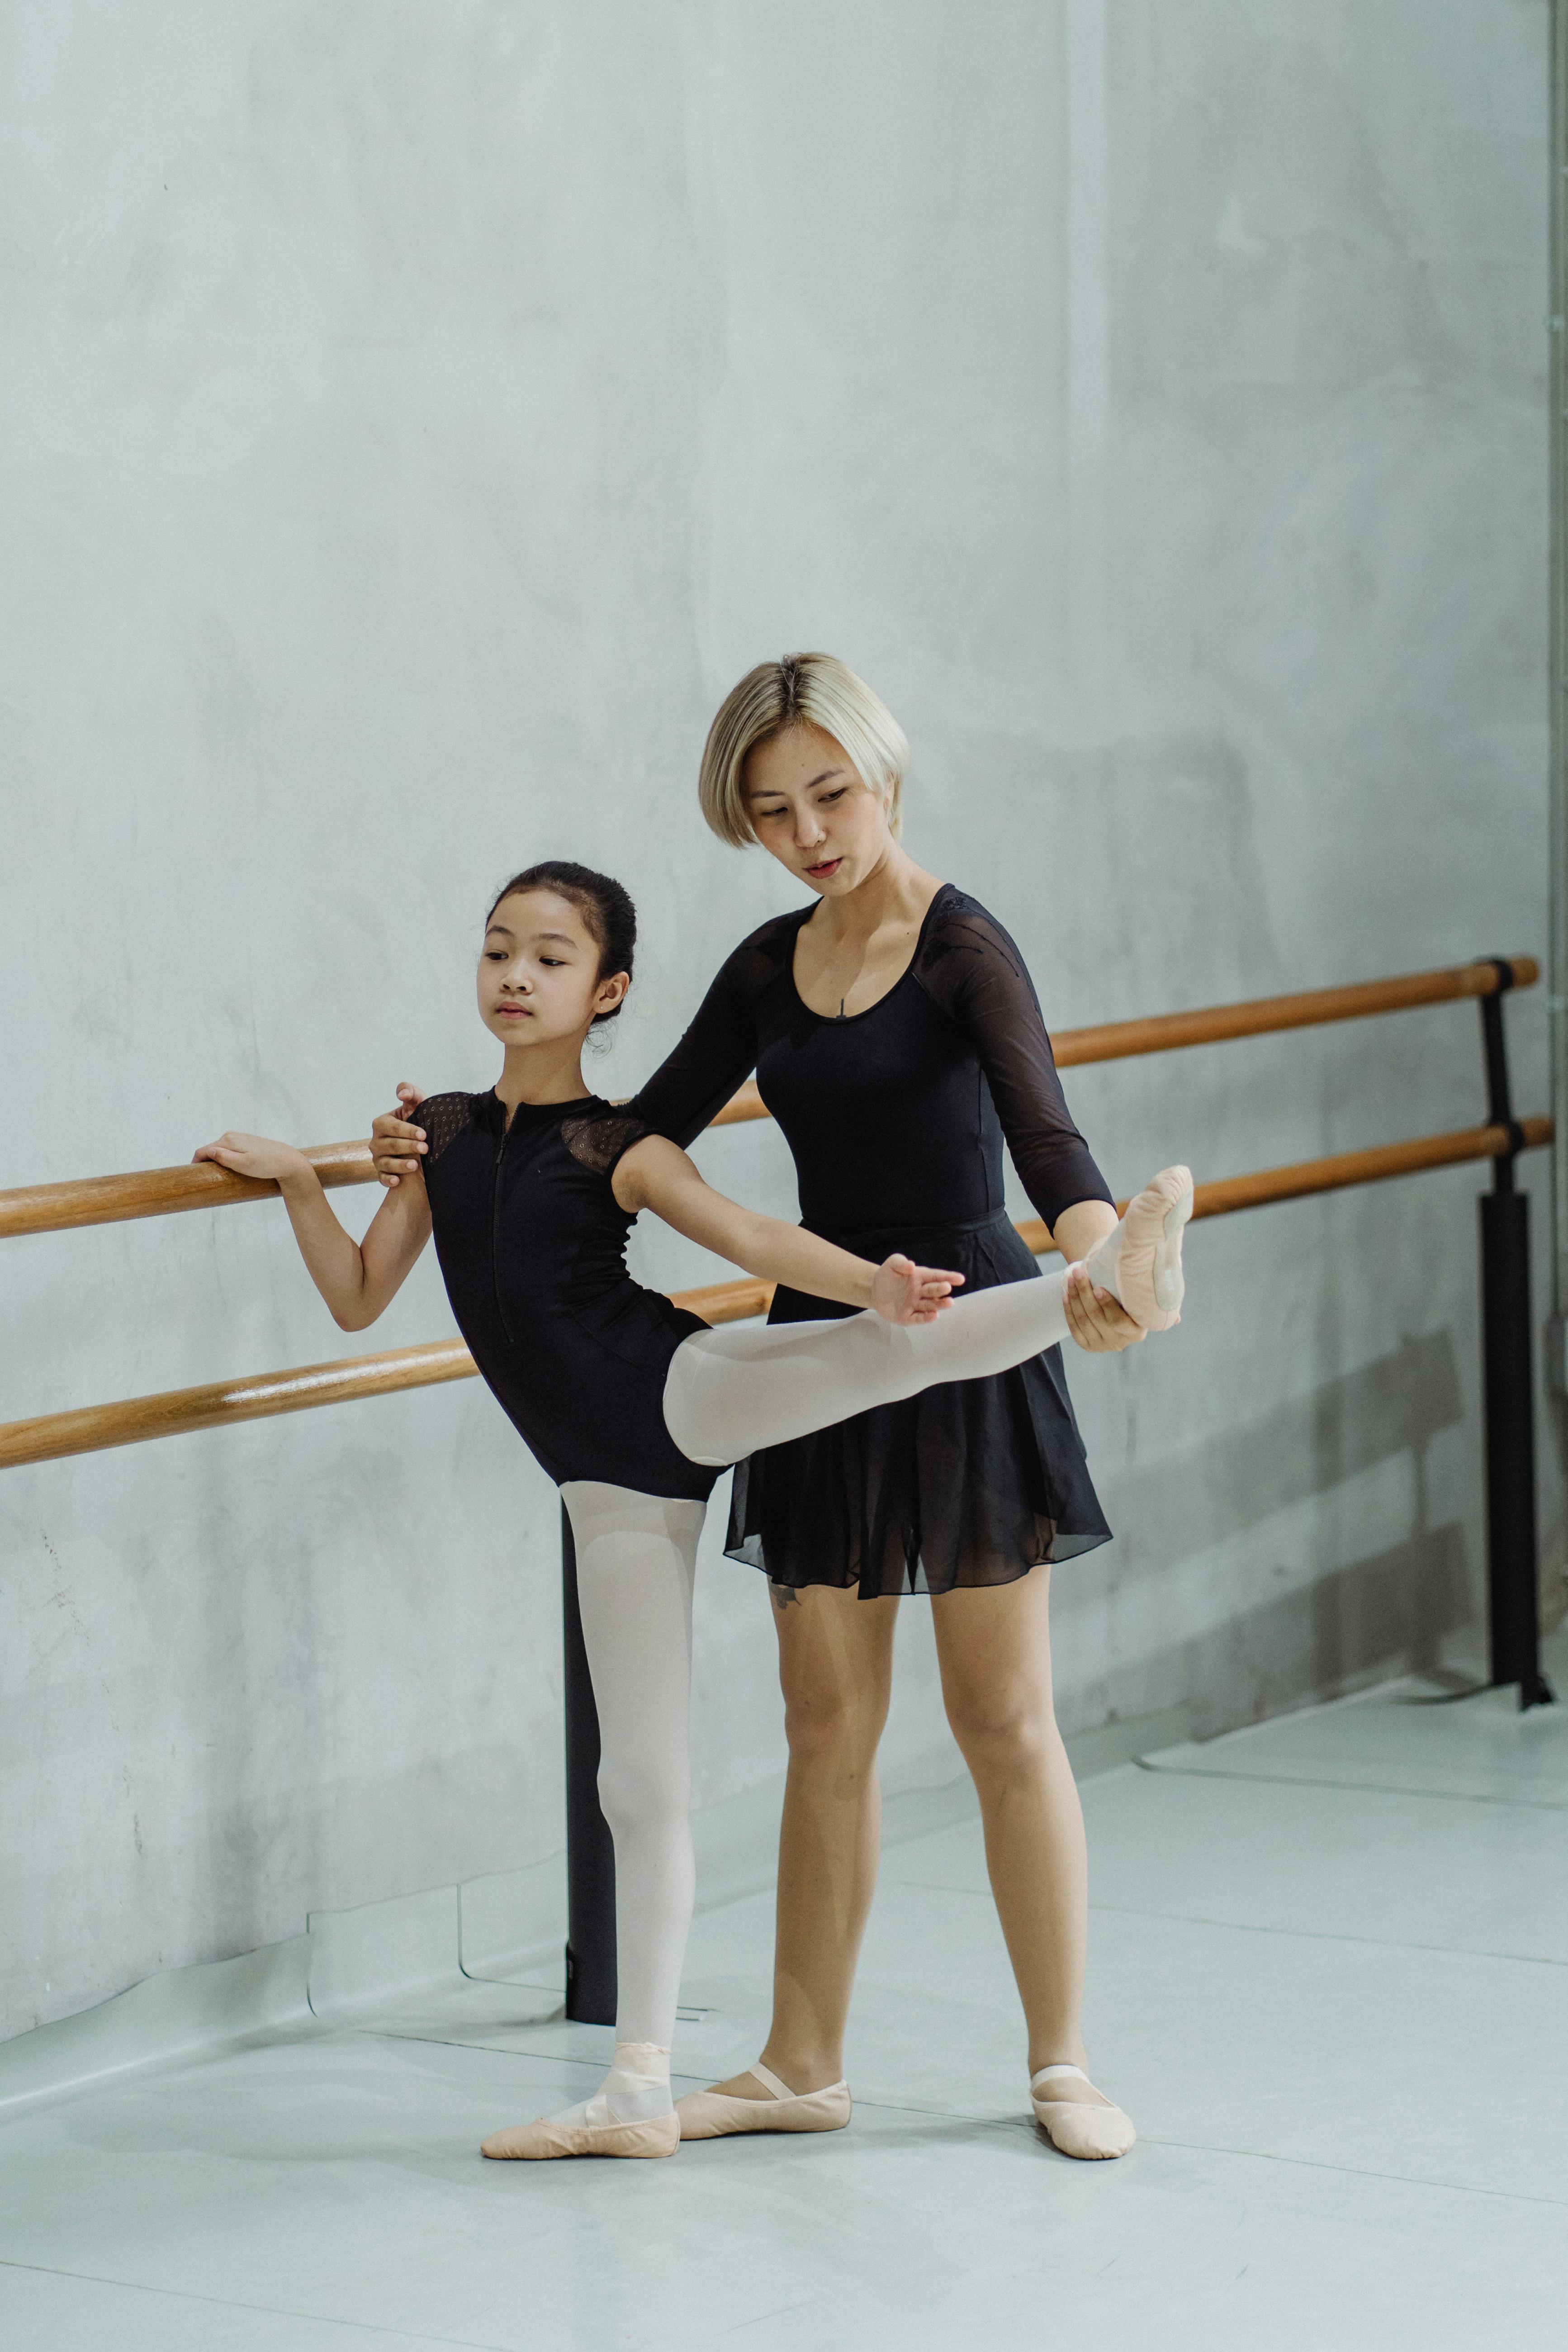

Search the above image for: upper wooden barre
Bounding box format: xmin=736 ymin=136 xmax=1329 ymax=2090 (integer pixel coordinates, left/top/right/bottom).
xmin=0 ymin=1115 xmax=1548 ymax=1472
xmin=0 ymin=958 xmax=1538 ymax=1239
xmin=708 ymin=956 xmax=1540 ymax=1119
xmin=0 ymin=1140 xmax=375 ymax=1241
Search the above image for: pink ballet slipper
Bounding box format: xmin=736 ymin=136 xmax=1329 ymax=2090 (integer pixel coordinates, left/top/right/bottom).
xmin=1081 ymin=1165 xmax=1193 ymax=1332
xmin=481 ymin=2109 xmax=679 ymax=2160
xmin=1030 ymin=2064 xmax=1137 ymax=2159
xmin=675 ymin=2063 xmax=851 ymax=2140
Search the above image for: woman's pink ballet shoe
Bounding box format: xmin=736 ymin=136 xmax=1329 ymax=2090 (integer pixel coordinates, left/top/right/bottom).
xmin=1083 ymin=1165 xmax=1193 ymax=1333
xmin=481 ymin=2110 xmax=679 ymax=2160
xmin=675 ymin=2062 xmax=851 ymax=2140
xmin=1029 ymin=2065 xmax=1137 ymax=2160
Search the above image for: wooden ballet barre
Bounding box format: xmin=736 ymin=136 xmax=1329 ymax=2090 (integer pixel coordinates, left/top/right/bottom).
xmin=0 ymin=958 xmax=1537 ymax=1239
xmin=707 ymin=956 xmax=1541 ymax=1125
xmin=1049 ymin=953 xmax=1538 ymax=1070
xmin=0 ymin=1140 xmax=376 ymax=1241
xmin=0 ymin=1115 xmax=1548 ymax=1473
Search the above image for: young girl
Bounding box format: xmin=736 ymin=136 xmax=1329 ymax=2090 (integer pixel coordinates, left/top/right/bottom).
xmin=198 ymin=859 xmax=1190 ymax=2163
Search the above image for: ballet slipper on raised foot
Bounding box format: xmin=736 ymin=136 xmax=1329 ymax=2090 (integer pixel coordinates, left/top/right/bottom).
xmin=480 ymin=2108 xmax=679 ymax=2161
xmin=1081 ymin=1165 xmax=1193 ymax=1333
xmin=675 ymin=2061 xmax=851 ymax=2140
xmin=1029 ymin=2065 xmax=1137 ymax=2160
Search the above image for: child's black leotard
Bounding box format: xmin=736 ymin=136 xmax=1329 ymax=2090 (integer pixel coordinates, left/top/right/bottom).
xmin=415 ymin=1088 xmax=716 ymax=1502
xmin=630 ymin=884 xmax=1114 ymax=1596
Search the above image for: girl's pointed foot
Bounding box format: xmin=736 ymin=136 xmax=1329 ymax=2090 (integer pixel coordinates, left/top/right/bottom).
xmin=1082 ymin=1165 xmax=1193 ymax=1332
xmin=1029 ymin=2065 xmax=1137 ymax=2159
xmin=482 ymin=2040 xmax=678 ymax=2159
xmin=481 ymin=2107 xmax=679 ymax=2160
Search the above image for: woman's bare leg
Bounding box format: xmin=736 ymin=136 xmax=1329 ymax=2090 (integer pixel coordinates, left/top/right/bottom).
xmin=706 ymin=1581 xmax=898 ymax=2098
xmin=930 ymin=1565 xmax=1109 ymax=2101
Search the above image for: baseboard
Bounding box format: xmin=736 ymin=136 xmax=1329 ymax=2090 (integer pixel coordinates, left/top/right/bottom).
xmin=0 ymin=1700 xmax=1191 ymax=2116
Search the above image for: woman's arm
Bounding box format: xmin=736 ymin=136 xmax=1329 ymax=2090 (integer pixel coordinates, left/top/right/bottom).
xmin=626 ymin=921 xmax=800 ymax=1145
xmin=192 ymin=1133 xmax=432 ymax=1330
xmin=924 ymin=903 xmax=1140 ymax=1352
xmin=613 ymin=1136 xmax=961 ymax=1324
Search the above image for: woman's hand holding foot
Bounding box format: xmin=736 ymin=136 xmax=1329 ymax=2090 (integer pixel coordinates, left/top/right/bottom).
xmin=1063 ymin=1264 xmax=1145 ymax=1353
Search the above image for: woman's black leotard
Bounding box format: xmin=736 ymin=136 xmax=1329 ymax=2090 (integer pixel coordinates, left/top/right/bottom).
xmin=630 ymin=884 xmax=1115 ymax=1595
xmin=415 ymin=1088 xmax=716 ymax=1503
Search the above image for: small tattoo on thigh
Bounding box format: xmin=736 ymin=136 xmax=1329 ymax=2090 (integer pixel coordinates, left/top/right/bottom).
xmin=770 ymin=1581 xmax=800 ymax=1609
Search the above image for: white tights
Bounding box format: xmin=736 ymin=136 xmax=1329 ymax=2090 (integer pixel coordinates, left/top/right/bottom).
xmin=550 ymin=1255 xmax=1090 ymax=2126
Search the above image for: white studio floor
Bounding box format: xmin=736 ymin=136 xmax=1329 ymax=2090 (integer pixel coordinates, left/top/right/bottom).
xmin=2 ymin=1631 xmax=1566 ymax=2352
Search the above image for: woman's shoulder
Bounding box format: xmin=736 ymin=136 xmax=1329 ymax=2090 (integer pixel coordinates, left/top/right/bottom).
xmin=716 ymin=904 xmax=815 ymax=997
xmin=918 ymin=884 xmax=1029 ymax=977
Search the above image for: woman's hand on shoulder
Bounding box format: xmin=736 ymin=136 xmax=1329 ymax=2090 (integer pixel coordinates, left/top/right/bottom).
xmin=371 ymin=1083 xmax=428 ymax=1189
xmin=193 ymin=1132 xmax=311 ymax=1186
xmin=1064 ymin=1262 xmax=1145 ymax=1352
xmin=872 ymin=1253 xmax=964 ymax=1326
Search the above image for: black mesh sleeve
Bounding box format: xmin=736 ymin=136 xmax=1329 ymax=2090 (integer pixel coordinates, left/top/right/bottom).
xmin=627 ymin=913 xmax=801 ymax=1147
xmin=561 ymin=1110 xmax=652 ymax=1179
xmin=408 ymin=1092 xmax=475 ymax=1167
xmin=915 ymin=897 xmax=1113 ymax=1231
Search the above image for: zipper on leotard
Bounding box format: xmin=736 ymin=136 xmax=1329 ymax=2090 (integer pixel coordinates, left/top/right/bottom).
xmin=491 ymin=1119 xmax=516 ymax=1344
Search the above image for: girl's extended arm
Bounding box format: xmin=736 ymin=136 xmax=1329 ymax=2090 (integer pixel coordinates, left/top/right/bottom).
xmin=613 ymin=1136 xmax=961 ymax=1325
xmin=192 ymin=1132 xmax=432 ymax=1331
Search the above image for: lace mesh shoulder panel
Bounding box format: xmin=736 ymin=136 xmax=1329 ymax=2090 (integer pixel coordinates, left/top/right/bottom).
xmin=914 ymin=891 xmax=1113 ymax=1231
xmin=414 ymin=1092 xmax=477 ymax=1166
xmin=561 ymin=1109 xmax=653 ymax=1179
xmin=629 ymin=908 xmax=808 ymax=1148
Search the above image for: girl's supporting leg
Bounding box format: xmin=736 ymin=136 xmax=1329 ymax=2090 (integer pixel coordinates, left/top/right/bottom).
xmin=663 ymin=1166 xmax=1192 ymax=1471
xmin=684 ymin=1581 xmax=896 ymax=2125
xmin=932 ymin=1567 xmax=1133 ymax=2159
xmin=482 ymin=1480 xmax=704 ymax=2162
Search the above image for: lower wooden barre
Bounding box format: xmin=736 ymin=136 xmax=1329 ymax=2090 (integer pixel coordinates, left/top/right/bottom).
xmin=0 ymin=1341 xmax=479 ymax=1470
xmin=0 ymin=1116 xmax=1548 ymax=1472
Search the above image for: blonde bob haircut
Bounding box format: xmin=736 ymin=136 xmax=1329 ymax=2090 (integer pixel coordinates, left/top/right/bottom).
xmin=699 ymin=653 xmax=910 ymax=849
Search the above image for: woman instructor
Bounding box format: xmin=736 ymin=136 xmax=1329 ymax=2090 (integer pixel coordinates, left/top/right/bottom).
xmin=635 ymin=655 xmax=1143 ymax=2160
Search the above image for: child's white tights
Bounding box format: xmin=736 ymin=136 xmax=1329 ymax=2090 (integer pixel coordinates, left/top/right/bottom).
xmin=665 ymin=1250 xmax=1088 ymax=1468
xmin=550 ymin=1479 xmax=703 ymax=2129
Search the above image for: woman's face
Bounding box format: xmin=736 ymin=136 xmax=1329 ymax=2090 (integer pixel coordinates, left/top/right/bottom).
xmin=743 ymin=722 xmax=895 ymax=900
xmin=477 ymin=889 xmax=626 ymax=1051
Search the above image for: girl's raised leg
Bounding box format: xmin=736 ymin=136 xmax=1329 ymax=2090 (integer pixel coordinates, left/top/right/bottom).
xmin=662 ymin=1166 xmax=1193 ymax=1470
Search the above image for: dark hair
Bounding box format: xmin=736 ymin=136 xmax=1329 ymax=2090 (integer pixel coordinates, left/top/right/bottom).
xmin=486 ymin=861 xmax=636 ymax=1023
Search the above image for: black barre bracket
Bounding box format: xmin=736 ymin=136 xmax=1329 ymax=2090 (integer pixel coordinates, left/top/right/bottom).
xmin=1476 ymin=962 xmax=1554 ymax=1708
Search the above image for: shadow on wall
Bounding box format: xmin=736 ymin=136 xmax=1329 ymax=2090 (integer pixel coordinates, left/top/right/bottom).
xmin=1097 ymin=1329 xmax=1470 ymax=1739
xmin=1182 ymin=1522 xmax=1469 ymax=1742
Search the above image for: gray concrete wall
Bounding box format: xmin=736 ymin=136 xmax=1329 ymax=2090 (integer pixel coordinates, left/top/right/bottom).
xmin=2 ymin=0 xmax=1556 ymax=2041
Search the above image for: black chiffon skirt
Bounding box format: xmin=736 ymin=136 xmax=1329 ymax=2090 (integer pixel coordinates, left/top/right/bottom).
xmin=725 ymin=1209 xmax=1112 ymax=1598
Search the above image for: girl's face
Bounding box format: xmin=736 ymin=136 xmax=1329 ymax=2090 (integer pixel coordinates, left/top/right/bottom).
xmin=477 ymin=890 xmax=627 ymax=1051
xmin=743 ymin=722 xmax=895 ymax=900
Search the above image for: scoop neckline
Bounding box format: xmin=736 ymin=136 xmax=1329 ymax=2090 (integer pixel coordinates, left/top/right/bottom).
xmin=787 ymin=884 xmax=952 ymax=1027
